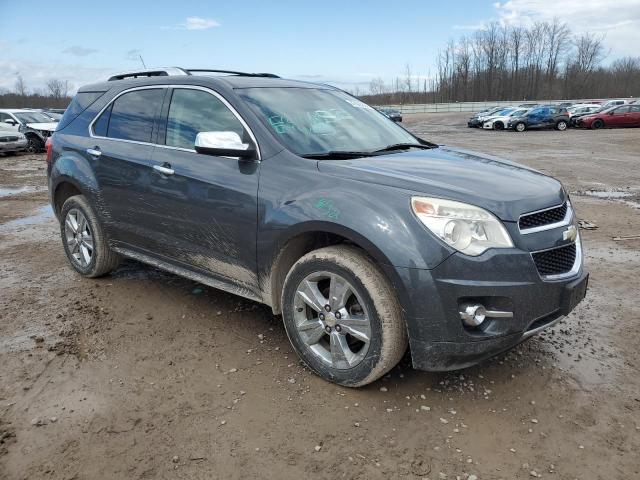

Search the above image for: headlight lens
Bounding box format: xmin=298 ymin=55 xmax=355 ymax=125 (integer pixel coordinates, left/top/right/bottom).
xmin=411 ymin=197 xmax=513 ymax=256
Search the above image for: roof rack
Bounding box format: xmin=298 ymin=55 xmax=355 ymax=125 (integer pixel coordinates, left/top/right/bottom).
xmin=186 ymin=69 xmax=280 ymax=78
xmin=107 ymin=67 xmax=280 ymax=82
xmin=108 ymin=67 xmax=189 ymax=81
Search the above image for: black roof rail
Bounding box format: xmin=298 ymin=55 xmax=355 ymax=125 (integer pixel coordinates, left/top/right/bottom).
xmin=108 ymin=67 xmax=190 ymax=81
xmin=186 ymin=69 xmax=280 ymax=78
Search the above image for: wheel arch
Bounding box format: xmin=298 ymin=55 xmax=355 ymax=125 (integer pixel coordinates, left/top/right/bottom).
xmin=264 ymin=222 xmax=400 ymax=315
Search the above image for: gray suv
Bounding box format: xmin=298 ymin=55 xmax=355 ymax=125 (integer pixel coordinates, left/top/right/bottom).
xmin=47 ymin=68 xmax=588 ymax=386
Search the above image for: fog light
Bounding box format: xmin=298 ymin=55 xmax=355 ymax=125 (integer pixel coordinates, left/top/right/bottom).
xmin=460 ymin=303 xmax=487 ymax=327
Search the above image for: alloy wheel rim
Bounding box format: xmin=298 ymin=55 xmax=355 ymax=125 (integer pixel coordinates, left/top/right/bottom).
xmin=293 ymin=271 xmax=371 ymax=369
xmin=558 ymin=122 xmax=567 ymax=130
xmin=64 ymin=209 xmax=94 ymax=267
xmin=517 ymin=123 xmax=525 ymax=131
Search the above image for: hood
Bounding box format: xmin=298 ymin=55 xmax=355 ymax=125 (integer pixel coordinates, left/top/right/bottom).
xmin=317 ymin=146 xmax=565 ymax=222
xmin=26 ymin=122 xmax=57 ymax=131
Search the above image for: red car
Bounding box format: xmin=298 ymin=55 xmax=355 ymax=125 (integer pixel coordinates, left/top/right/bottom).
xmin=576 ymin=104 xmax=640 ymax=129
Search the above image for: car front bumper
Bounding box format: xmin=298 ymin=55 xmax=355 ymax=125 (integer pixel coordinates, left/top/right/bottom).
xmin=384 ymin=239 xmax=588 ymax=371
xmin=0 ymin=139 xmax=28 ymax=152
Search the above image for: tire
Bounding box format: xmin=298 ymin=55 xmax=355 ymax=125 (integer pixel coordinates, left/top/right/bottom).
xmin=591 ymin=119 xmax=604 ymax=129
xmin=556 ymin=120 xmax=568 ymax=131
xmin=281 ymin=245 xmax=408 ymax=387
xmin=4 ymin=151 xmax=17 ymax=156
xmin=494 ymin=121 xmax=504 ymax=130
xmin=26 ymin=136 xmax=43 ymax=153
xmin=60 ymin=195 xmax=120 ymax=278
xmin=515 ymin=122 xmax=526 ymax=132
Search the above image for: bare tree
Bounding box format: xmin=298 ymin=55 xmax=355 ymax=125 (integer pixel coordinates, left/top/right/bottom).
xmin=14 ymin=75 xmax=28 ymax=96
xmin=46 ymin=79 xmax=69 ymax=99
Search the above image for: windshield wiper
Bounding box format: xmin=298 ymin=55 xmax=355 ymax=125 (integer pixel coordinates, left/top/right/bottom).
xmin=300 ymin=150 xmax=372 ymax=160
xmin=373 ymin=143 xmax=434 ymax=153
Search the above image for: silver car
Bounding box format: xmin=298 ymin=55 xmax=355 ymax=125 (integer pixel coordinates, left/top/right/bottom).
xmin=0 ymin=126 xmax=28 ymax=155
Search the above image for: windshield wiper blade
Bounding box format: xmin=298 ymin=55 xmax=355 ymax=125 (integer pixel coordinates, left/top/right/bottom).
xmin=373 ymin=143 xmax=434 ymax=153
xmin=300 ymin=150 xmax=372 ymax=160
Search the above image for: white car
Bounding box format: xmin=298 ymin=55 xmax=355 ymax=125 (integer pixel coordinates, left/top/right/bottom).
xmin=567 ymin=104 xmax=602 ymax=118
xmin=0 ymin=125 xmax=28 ymax=155
xmin=0 ymin=109 xmax=58 ymax=152
xmin=482 ymin=107 xmax=529 ymax=130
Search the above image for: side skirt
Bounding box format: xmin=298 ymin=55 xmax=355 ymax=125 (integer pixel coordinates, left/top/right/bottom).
xmin=112 ymin=245 xmax=263 ymax=303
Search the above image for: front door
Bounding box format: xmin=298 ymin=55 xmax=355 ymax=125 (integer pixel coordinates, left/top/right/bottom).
xmin=146 ymin=87 xmax=260 ymax=293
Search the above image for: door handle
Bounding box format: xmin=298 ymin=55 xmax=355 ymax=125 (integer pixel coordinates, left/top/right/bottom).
xmin=86 ymin=147 xmax=101 ymax=158
xmin=153 ymin=164 xmax=175 ymax=176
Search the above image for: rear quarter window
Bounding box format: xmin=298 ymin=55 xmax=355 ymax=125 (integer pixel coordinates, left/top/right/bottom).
xmin=58 ymin=91 xmax=106 ymax=130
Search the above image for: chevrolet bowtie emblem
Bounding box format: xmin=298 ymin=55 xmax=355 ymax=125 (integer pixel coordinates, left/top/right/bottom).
xmin=563 ymin=225 xmax=578 ymax=242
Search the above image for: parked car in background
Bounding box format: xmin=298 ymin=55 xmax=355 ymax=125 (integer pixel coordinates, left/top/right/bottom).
xmin=508 ymin=105 xmax=570 ymax=132
xmin=376 ymin=107 xmax=402 ymax=122
xmin=557 ymin=102 xmax=574 ymax=108
xmin=0 ymin=109 xmax=57 ymax=152
xmin=567 ymin=104 xmax=601 ymax=118
xmin=46 ymin=67 xmax=587 ymax=386
xmin=574 ymin=104 xmax=640 ymax=129
xmin=518 ymin=103 xmax=539 ymax=108
xmin=467 ymin=106 xmax=503 ymax=127
xmin=600 ymin=99 xmax=627 ymax=110
xmin=0 ymin=125 xmax=28 ymax=155
xmin=482 ymin=107 xmax=529 ymax=130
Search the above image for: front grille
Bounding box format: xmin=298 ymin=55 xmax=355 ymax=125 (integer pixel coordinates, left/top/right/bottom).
xmin=532 ymin=243 xmax=576 ymax=276
xmin=519 ymin=202 xmax=568 ymax=230
xmin=0 ymin=136 xmax=19 ymax=142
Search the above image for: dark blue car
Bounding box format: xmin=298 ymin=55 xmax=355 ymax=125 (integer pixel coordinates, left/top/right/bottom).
xmin=508 ymin=105 xmax=570 ymax=132
xmin=46 ymin=68 xmax=588 ymax=386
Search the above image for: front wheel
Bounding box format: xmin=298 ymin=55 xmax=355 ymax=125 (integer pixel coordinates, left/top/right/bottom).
xmin=281 ymin=245 xmax=408 ymax=387
xmin=556 ymin=120 xmax=568 ymax=131
xmin=494 ymin=121 xmax=504 ymax=130
xmin=515 ymin=122 xmax=526 ymax=132
xmin=26 ymin=136 xmax=44 ymax=153
xmin=591 ymin=119 xmax=604 ymax=129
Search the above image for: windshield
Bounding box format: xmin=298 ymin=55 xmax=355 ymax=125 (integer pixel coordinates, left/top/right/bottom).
xmin=237 ymin=87 xmax=419 ymax=156
xmin=14 ymin=112 xmax=53 ymax=124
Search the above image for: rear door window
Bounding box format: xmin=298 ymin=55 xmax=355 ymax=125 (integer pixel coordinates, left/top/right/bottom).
xmin=106 ymin=89 xmax=164 ymax=143
xmin=165 ymin=88 xmax=245 ymax=150
xmin=58 ymin=91 xmax=106 ymax=129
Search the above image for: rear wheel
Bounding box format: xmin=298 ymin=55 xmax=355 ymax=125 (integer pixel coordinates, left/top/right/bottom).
xmin=281 ymin=245 xmax=407 ymax=387
xmin=556 ymin=120 xmax=568 ymax=131
xmin=60 ymin=195 xmax=120 ymax=277
xmin=494 ymin=121 xmax=504 ymax=130
xmin=591 ymin=119 xmax=604 ymax=129
xmin=515 ymin=122 xmax=526 ymax=132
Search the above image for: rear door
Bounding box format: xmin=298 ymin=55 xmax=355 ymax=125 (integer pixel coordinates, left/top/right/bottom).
xmin=146 ymin=86 xmax=260 ymax=292
xmin=629 ymin=105 xmax=640 ymax=125
xmin=89 ymin=87 xmax=166 ymax=246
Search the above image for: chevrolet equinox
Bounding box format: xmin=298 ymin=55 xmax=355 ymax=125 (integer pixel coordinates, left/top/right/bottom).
xmin=47 ymin=68 xmax=588 ymax=386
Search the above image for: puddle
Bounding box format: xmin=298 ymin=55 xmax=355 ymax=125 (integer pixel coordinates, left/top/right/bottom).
xmin=0 ymin=186 xmax=46 ymax=198
xmin=574 ymin=189 xmax=640 ymax=209
xmin=0 ymin=205 xmax=54 ymax=232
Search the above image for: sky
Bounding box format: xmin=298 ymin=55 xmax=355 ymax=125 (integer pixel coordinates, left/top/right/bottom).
xmin=1 ymin=0 xmax=639 ymax=94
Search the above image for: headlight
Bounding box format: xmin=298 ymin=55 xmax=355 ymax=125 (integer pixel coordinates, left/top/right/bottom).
xmin=411 ymin=197 xmax=513 ymax=256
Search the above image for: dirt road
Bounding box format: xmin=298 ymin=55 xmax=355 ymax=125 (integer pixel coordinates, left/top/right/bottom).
xmin=1 ymin=116 xmax=639 ymax=479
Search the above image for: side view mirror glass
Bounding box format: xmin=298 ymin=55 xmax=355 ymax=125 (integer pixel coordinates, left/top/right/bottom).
xmin=194 ymin=131 xmax=257 ymax=160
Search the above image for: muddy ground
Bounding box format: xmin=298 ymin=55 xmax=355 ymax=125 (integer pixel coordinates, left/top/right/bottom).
xmin=0 ymin=115 xmax=639 ymax=480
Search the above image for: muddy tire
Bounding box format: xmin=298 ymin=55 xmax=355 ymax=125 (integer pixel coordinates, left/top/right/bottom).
xmin=26 ymin=136 xmax=43 ymax=153
xmin=60 ymin=195 xmax=120 ymax=278
xmin=591 ymin=119 xmax=604 ymax=129
xmin=281 ymin=245 xmax=408 ymax=387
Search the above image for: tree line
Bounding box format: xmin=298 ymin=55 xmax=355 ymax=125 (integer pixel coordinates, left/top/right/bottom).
xmin=360 ymin=20 xmax=639 ymax=105
xmin=0 ymin=76 xmax=72 ymax=108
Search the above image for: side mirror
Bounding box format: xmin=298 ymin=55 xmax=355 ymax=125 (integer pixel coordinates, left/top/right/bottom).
xmin=4 ymin=119 xmax=17 ymax=126
xmin=194 ymin=131 xmax=257 ymax=160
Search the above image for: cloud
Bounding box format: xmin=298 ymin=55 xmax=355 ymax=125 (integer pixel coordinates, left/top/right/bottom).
xmin=62 ymin=46 xmax=98 ymax=57
xmin=493 ymin=0 xmax=640 ymax=57
xmin=179 ymin=16 xmax=220 ymax=30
